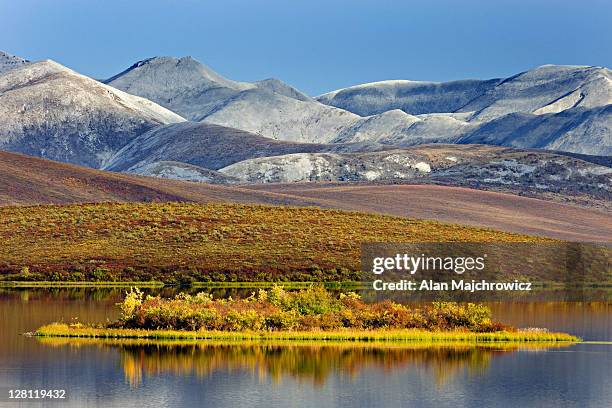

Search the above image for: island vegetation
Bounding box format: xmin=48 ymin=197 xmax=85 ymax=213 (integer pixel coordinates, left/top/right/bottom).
xmin=34 ymin=286 xmax=578 ymax=342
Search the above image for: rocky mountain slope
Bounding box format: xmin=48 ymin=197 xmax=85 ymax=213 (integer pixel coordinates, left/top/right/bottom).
xmin=1 ymin=51 xmax=609 ymax=211
xmin=126 ymin=161 xmax=242 ymax=184
xmin=218 ymin=144 xmax=611 ymax=209
xmin=106 ymin=56 xmax=363 ymax=143
xmin=105 ymin=56 xmax=254 ymax=121
xmin=0 ymin=60 xmax=184 ymax=168
xmin=99 ymin=120 xmax=611 ymax=208
xmin=458 ymin=105 xmax=611 ymax=155
xmin=102 ymin=121 xmax=390 ymax=173
xmin=105 ymin=56 xmax=480 ymax=144
xmin=0 ymin=51 xmax=28 ymax=74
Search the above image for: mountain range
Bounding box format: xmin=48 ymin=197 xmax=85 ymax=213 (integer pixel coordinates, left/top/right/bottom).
xmin=106 ymin=57 xmax=611 ymax=154
xmin=0 ymin=51 xmax=609 ymax=211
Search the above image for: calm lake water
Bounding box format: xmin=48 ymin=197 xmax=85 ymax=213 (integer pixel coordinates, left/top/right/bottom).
xmin=0 ymin=288 xmax=610 ymax=408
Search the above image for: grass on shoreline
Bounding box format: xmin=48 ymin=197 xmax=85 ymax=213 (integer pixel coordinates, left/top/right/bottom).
xmin=0 ymin=281 xmax=166 ymax=288
xmin=33 ymin=323 xmax=579 ymax=343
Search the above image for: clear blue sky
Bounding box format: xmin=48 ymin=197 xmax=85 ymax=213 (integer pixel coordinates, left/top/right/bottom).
xmin=2 ymin=0 xmax=611 ymax=95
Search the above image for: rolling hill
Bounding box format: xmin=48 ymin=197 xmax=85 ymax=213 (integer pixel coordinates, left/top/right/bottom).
xmin=0 ymin=201 xmax=544 ymax=282
xmin=0 ymin=150 xmax=315 ymax=207
xmin=244 ymin=183 xmax=612 ymax=243
xmin=1 ymin=151 xmax=610 ymax=242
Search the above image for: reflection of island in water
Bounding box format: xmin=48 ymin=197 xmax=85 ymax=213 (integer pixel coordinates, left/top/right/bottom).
xmin=37 ymin=338 xmax=574 ymax=387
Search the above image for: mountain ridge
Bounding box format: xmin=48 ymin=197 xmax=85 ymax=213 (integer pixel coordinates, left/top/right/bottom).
xmin=0 ymin=51 xmax=29 ymax=74
xmin=105 ymin=57 xmax=611 ymax=155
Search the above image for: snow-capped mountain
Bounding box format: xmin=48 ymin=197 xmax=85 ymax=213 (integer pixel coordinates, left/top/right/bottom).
xmin=317 ymin=79 xmax=502 ymax=116
xmin=105 ymin=56 xmax=480 ymax=145
xmin=0 ymin=51 xmax=29 ymax=74
xmin=0 ymin=59 xmax=184 ymax=168
xmin=105 ymin=56 xmax=254 ymax=121
xmin=317 ymin=65 xmax=612 ymax=120
xmin=106 ymin=57 xmax=611 ymax=155
xmin=460 ymin=65 xmax=612 ymax=121
xmin=317 ymin=65 xmax=612 ymax=155
xmin=254 ymin=78 xmax=312 ymax=101
xmin=1 ymin=50 xmax=609 ymax=204
xmin=106 ymin=56 xmax=363 ymax=142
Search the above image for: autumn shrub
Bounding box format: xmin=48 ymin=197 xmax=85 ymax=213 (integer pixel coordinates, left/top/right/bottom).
xmin=423 ymin=302 xmax=495 ymax=332
xmin=268 ymin=285 xmax=342 ymax=315
xmin=264 ymin=310 xmax=301 ymax=330
xmin=113 ymin=286 xmax=509 ymax=333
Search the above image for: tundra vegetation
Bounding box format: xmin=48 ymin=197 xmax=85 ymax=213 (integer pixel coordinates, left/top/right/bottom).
xmin=34 ymin=286 xmax=578 ymax=342
xmin=0 ymin=202 xmax=544 ymax=283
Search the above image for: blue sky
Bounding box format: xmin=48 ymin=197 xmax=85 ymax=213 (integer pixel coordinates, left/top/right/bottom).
xmin=2 ymin=0 xmax=611 ymax=95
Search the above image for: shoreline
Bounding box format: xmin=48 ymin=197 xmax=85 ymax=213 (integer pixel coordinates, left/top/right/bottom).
xmin=32 ymin=323 xmax=580 ymax=343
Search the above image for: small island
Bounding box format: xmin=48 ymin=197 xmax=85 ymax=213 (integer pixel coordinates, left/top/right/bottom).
xmin=33 ymin=286 xmax=578 ymax=343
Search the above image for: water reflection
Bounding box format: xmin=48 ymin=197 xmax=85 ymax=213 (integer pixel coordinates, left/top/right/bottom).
xmin=37 ymin=338 xmax=575 ymax=388
xmin=1 ymin=288 xmax=610 ymax=408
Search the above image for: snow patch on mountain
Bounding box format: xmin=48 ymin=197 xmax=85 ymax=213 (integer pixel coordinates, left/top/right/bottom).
xmin=200 ymin=89 xmax=361 ymax=143
xmin=105 ymin=56 xmax=254 ymax=121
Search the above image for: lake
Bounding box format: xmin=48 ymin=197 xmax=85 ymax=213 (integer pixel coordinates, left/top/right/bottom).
xmin=0 ymin=288 xmax=610 ymax=407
